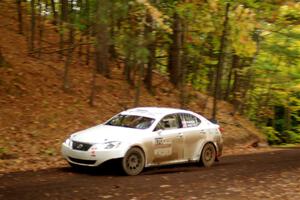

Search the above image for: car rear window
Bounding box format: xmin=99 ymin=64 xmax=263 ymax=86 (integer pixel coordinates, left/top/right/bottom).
xmin=180 ymin=113 xmax=201 ymax=128
xmin=105 ymin=114 xmax=155 ymax=129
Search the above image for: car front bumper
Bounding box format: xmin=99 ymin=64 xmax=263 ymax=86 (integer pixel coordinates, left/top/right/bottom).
xmin=61 ymin=143 xmax=125 ymax=167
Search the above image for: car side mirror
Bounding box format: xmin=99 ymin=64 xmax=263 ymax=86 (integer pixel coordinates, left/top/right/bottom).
xmin=155 ymin=129 xmax=162 ymax=135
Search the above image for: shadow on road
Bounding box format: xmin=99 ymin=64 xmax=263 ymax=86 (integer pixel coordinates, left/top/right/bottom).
xmin=3 ymin=147 xmax=299 ymax=178
xmin=58 ymin=147 xmax=300 ymax=176
xmin=59 ymin=159 xmax=124 ymax=176
xmin=59 ymin=160 xmax=223 ymax=176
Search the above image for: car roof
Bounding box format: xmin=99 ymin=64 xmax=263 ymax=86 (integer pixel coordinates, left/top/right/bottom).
xmin=121 ymin=107 xmax=196 ymax=119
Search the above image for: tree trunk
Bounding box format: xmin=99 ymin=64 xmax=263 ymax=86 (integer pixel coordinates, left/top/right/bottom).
xmin=134 ymin=63 xmax=144 ymax=107
xmin=78 ymin=35 xmax=83 ymax=61
xmin=86 ymin=33 xmax=91 ymax=65
xmin=134 ymin=13 xmax=148 ymax=107
xmin=238 ymin=30 xmax=261 ymax=115
xmin=124 ymin=53 xmax=133 ymax=85
xmin=62 ymin=1 xmax=74 ymax=91
xmin=144 ymin=12 xmax=155 ymax=93
xmin=50 ymin=0 xmax=58 ymax=25
xmin=231 ymin=59 xmax=244 ymax=115
xmin=212 ymin=3 xmax=230 ymax=121
xmin=284 ymin=101 xmax=291 ymax=131
xmin=61 ymin=0 xmax=68 ymax=26
xmin=85 ymin=0 xmax=90 ymax=66
xmin=206 ymin=36 xmax=216 ymax=96
xmin=89 ymin=57 xmax=97 ymax=106
xmin=236 ymin=72 xmax=251 ymax=115
xmin=109 ymin=1 xmax=117 ymax=60
xmin=224 ymin=53 xmax=238 ymax=101
xmin=16 ymin=0 xmax=23 ymax=34
xmin=59 ymin=0 xmax=68 ymax=59
xmin=94 ymin=0 xmax=110 ymax=77
xmin=62 ymin=27 xmax=74 ymax=91
xmin=37 ymin=0 xmax=45 ymax=58
xmin=168 ymin=12 xmax=182 ymax=88
xmin=30 ymin=0 xmax=36 ymax=52
xmin=206 ymin=65 xmax=215 ymax=95
xmin=180 ymin=20 xmax=187 ymax=109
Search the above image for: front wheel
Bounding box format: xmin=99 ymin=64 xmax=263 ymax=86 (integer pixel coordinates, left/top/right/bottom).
xmin=200 ymin=143 xmax=216 ymax=167
xmin=122 ymin=147 xmax=145 ymax=176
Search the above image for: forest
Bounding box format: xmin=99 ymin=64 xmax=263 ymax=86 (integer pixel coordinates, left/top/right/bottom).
xmin=7 ymin=0 xmax=300 ymax=145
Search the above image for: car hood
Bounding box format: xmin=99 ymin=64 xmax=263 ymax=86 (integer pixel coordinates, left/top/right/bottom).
xmin=70 ymin=125 xmax=145 ymax=144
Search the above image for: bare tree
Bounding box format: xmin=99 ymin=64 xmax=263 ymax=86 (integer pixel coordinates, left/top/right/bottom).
xmin=144 ymin=12 xmax=155 ymax=94
xmin=168 ymin=12 xmax=182 ymax=88
xmin=134 ymin=63 xmax=144 ymax=107
xmin=16 ymin=0 xmax=23 ymax=34
xmin=30 ymin=0 xmax=36 ymax=52
xmin=212 ymin=3 xmax=230 ymax=121
xmin=50 ymin=0 xmax=58 ymax=24
xmin=62 ymin=1 xmax=74 ymax=91
xmin=37 ymin=0 xmax=46 ymax=57
xmin=94 ymin=0 xmax=110 ymax=77
xmin=59 ymin=0 xmax=68 ymax=59
xmin=134 ymin=14 xmax=147 ymax=107
xmin=224 ymin=53 xmax=239 ymax=100
xmin=85 ymin=0 xmax=91 ymax=66
xmin=180 ymin=20 xmax=188 ymax=109
xmin=89 ymin=60 xmax=97 ymax=106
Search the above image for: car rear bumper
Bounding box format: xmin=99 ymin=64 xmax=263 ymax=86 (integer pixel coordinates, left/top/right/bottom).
xmin=61 ymin=143 xmax=124 ymax=167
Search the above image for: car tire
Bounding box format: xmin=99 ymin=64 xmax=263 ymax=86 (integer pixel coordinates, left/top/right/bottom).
xmin=200 ymin=143 xmax=216 ymax=167
xmin=122 ymin=147 xmax=145 ymax=176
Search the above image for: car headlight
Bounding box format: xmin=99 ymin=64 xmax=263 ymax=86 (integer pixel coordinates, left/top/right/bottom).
xmin=104 ymin=141 xmax=121 ymax=149
xmin=93 ymin=141 xmax=121 ymax=150
xmin=64 ymin=138 xmax=73 ymax=147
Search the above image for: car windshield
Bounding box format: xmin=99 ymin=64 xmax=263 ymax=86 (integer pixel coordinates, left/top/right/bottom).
xmin=105 ymin=114 xmax=155 ymax=129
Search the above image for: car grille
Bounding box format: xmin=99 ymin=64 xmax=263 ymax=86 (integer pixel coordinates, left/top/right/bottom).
xmin=72 ymin=141 xmax=93 ymax=151
xmin=69 ymin=157 xmax=96 ymax=165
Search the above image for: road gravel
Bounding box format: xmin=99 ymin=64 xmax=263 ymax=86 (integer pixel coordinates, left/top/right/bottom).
xmin=1 ymin=148 xmax=300 ymax=200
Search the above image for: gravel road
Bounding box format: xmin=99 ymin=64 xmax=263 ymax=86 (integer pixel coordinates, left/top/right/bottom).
xmin=1 ymin=148 xmax=300 ymax=200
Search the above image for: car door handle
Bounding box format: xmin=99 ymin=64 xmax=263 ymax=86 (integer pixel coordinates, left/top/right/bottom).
xmin=177 ymin=133 xmax=183 ymax=138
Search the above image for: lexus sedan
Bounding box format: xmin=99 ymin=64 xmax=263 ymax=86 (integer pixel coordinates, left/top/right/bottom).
xmin=61 ymin=107 xmax=223 ymax=175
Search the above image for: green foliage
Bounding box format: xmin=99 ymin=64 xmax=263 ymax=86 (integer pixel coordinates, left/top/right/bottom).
xmin=261 ymin=126 xmax=281 ymax=145
xmin=282 ymin=130 xmax=300 ymax=144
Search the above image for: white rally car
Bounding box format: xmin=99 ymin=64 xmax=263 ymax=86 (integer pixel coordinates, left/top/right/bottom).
xmin=61 ymin=107 xmax=223 ymax=175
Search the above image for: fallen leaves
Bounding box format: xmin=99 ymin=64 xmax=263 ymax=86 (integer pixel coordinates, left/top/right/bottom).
xmin=160 ymin=184 xmax=171 ymax=188
xmin=0 ymin=0 xmax=268 ymax=174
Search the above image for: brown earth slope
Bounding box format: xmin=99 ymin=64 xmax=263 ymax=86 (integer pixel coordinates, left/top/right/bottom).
xmin=0 ymin=1 xmax=266 ymax=173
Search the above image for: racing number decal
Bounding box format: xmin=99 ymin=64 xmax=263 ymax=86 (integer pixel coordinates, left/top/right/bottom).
xmin=155 ymin=137 xmax=164 ymax=145
xmin=154 ymin=137 xmax=172 ymax=157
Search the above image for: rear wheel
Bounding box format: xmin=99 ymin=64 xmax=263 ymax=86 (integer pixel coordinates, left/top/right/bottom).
xmin=200 ymin=143 xmax=216 ymax=167
xmin=122 ymin=147 xmax=145 ymax=176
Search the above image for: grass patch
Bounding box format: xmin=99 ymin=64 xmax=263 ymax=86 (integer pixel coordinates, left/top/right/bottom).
xmin=272 ymin=143 xmax=300 ymax=148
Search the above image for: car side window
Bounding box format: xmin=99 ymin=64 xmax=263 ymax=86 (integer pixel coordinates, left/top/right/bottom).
xmin=180 ymin=113 xmax=201 ymax=128
xmin=155 ymin=114 xmax=181 ymax=131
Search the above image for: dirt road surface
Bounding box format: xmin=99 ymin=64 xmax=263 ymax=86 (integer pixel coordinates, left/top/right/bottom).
xmin=1 ymin=148 xmax=300 ymax=200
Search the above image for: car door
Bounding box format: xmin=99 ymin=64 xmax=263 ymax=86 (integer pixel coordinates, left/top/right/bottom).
xmin=179 ymin=113 xmax=206 ymax=160
xmin=151 ymin=114 xmax=184 ymax=164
